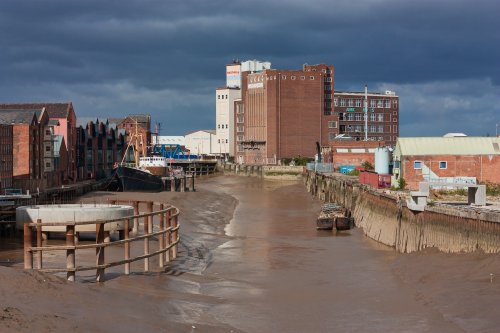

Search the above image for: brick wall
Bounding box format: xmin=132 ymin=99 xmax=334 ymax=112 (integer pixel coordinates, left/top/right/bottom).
xmin=402 ymin=155 xmax=500 ymax=189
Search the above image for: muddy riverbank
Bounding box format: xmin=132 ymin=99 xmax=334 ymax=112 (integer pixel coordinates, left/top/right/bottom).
xmin=1 ymin=175 xmax=499 ymax=332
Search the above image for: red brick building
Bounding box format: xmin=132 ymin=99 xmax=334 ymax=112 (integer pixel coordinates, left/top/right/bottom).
xmin=236 ymin=64 xmax=336 ymax=165
xmin=0 ymin=103 xmax=78 ymax=184
xmin=334 ymin=91 xmax=399 ymax=146
xmin=110 ymin=115 xmax=151 ymax=159
xmin=393 ymin=137 xmax=500 ymax=190
xmin=325 ymin=140 xmax=386 ymax=169
xmin=0 ymin=124 xmax=13 ymax=192
xmin=0 ymin=108 xmax=48 ymax=192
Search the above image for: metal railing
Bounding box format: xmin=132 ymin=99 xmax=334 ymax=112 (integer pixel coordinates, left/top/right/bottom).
xmin=23 ymin=200 xmax=180 ymax=282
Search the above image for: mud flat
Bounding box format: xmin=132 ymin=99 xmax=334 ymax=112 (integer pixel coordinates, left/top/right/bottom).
xmin=0 ymin=175 xmax=499 ymax=332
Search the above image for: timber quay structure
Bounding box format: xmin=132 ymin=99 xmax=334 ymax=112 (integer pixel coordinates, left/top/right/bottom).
xmin=305 ymin=171 xmax=500 ymax=253
xmin=22 ymin=200 xmax=180 ymax=282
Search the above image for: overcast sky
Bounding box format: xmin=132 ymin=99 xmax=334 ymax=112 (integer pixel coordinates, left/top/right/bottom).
xmin=0 ymin=0 xmax=498 ymax=136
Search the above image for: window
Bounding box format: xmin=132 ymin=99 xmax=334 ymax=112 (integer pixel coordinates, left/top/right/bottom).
xmin=237 ymin=126 xmax=244 ymax=132
xmin=393 ymin=117 xmax=397 ymax=122
xmin=324 ymin=77 xmax=333 ymax=82
xmin=346 ymin=113 xmax=354 ymax=121
xmin=414 ymin=161 xmax=422 ymax=169
xmin=393 ymin=125 xmax=398 ymax=132
xmin=439 ymin=161 xmax=448 ymax=169
xmin=324 ymin=102 xmax=332 ymax=108
xmin=226 ymin=124 xmax=228 ymax=129
xmin=300 ymin=76 xmax=305 ymax=80
xmin=355 ymin=99 xmax=362 ymax=107
xmin=309 ymin=76 xmax=315 ymax=80
xmin=325 ymin=94 xmax=332 ymax=99
xmin=225 ymin=95 xmax=228 ymax=99
xmin=226 ymin=139 xmax=228 ymax=143
xmin=218 ymin=139 xmax=220 ymax=143
xmin=45 ymin=146 xmax=51 ymax=152
xmin=324 ymin=85 xmax=332 ymax=91
xmin=291 ymin=76 xmax=296 ymax=80
xmin=340 ymin=99 xmax=347 ymax=107
xmin=282 ymin=75 xmax=286 ymax=79
xmin=328 ymin=121 xmax=337 ymax=129
xmin=217 ymin=124 xmax=220 ymax=129
xmin=334 ymin=98 xmax=338 ymax=107
xmin=45 ymin=162 xmax=51 ymax=168
xmin=370 ymin=125 xmax=376 ymax=133
xmin=393 ymin=100 xmax=398 ymax=108
xmin=370 ymin=100 xmax=376 ymax=108
xmin=355 ymin=125 xmax=363 ymax=132
xmin=355 ymin=113 xmax=362 ymax=121
xmin=45 ymin=129 xmax=51 ymax=135
xmin=322 ymin=69 xmax=327 ymax=73
xmin=237 ymin=135 xmax=244 ymax=141
xmin=378 ymin=114 xmax=384 ymax=122
xmin=377 ymin=100 xmax=383 ymax=108
xmin=218 ymin=95 xmax=220 ymax=100
xmin=370 ymin=113 xmax=376 ymax=121
xmin=385 ymin=100 xmax=391 ymax=108
xmin=328 ymin=132 xmax=336 ymax=140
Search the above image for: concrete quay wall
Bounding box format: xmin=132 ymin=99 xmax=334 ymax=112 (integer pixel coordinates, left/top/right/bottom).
xmin=305 ymin=171 xmax=500 ymax=253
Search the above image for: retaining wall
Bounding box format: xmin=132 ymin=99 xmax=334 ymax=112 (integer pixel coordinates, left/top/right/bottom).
xmin=220 ymin=164 xmax=304 ymax=180
xmin=305 ymin=171 xmax=500 ymax=253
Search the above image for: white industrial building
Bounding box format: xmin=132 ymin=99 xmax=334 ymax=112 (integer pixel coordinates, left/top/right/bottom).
xmin=184 ymin=130 xmax=216 ymax=156
xmin=216 ymin=59 xmax=271 ymax=159
xmin=152 ymin=136 xmax=185 ymax=146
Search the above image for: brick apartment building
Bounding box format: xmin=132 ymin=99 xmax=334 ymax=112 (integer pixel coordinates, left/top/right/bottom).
xmin=0 ymin=103 xmax=78 ymax=184
xmin=334 ymin=91 xmax=399 ymax=146
xmin=235 ymin=63 xmax=336 ymax=165
xmin=0 ymin=108 xmax=48 ymax=192
xmin=110 ymin=114 xmax=151 ymax=159
xmin=393 ymin=137 xmax=500 ymax=189
xmin=76 ymin=119 xmax=126 ymax=180
xmin=0 ymin=123 xmax=13 ymax=192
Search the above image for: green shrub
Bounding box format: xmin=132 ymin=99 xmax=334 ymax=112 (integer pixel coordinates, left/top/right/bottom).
xmin=397 ymin=177 xmax=406 ymax=190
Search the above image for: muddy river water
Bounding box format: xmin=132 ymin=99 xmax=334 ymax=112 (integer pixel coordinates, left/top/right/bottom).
xmin=1 ymin=175 xmax=499 ymax=332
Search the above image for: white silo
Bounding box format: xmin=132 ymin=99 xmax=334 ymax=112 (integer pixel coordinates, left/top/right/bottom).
xmin=374 ymin=147 xmax=390 ymax=174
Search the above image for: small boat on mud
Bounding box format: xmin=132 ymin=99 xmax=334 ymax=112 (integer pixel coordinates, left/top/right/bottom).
xmin=317 ymin=203 xmax=354 ymax=231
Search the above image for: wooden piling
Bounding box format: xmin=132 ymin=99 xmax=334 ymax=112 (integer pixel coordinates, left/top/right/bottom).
xmin=36 ymin=219 xmax=42 ymax=269
xmin=66 ymin=225 xmax=76 ymax=282
xmin=23 ymin=223 xmax=33 ymax=270
xmin=124 ymin=218 xmax=130 ymax=275
xmin=96 ymin=222 xmax=105 ymax=282
xmin=172 ymin=214 xmax=178 ymax=259
xmin=159 ymin=203 xmax=165 ymax=268
xmin=133 ymin=201 xmax=139 ymax=233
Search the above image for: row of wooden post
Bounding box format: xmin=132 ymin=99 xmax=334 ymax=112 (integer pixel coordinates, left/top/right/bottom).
xmin=23 ymin=200 xmax=179 ymax=282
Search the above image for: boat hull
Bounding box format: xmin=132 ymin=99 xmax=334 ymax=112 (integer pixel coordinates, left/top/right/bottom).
xmin=316 ymin=217 xmax=334 ymax=230
xmin=113 ymin=166 xmax=163 ymax=192
xmin=335 ymin=217 xmax=354 ymax=231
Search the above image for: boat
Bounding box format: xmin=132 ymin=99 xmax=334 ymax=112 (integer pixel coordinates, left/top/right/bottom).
xmin=108 ymin=122 xmax=164 ymax=192
xmin=316 ymin=203 xmax=354 ymax=231
xmin=112 ymin=164 xmax=164 ymax=192
xmin=139 ymin=156 xmax=185 ymax=178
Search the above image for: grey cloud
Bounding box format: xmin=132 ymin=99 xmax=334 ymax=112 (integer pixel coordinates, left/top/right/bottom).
xmin=0 ymin=0 xmax=499 ymax=136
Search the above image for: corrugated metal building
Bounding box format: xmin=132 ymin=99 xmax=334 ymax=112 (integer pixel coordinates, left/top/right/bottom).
xmin=393 ymin=137 xmax=500 ymax=189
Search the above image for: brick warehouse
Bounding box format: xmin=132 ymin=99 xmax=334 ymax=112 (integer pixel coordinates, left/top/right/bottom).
xmin=334 ymin=91 xmax=399 ymax=146
xmin=323 ymin=140 xmax=386 ymax=169
xmin=236 ymin=63 xmax=336 ymax=165
xmin=393 ymin=137 xmax=500 ymax=190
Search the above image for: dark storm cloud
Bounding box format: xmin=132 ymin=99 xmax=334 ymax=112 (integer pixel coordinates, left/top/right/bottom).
xmin=0 ymin=0 xmax=498 ymax=135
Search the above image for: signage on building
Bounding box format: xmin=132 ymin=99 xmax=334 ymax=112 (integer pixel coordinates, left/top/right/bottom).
xmin=226 ymin=65 xmax=242 ymax=88
xmin=346 ymin=108 xmax=355 ymax=112
xmin=248 ymin=82 xmax=264 ymax=89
